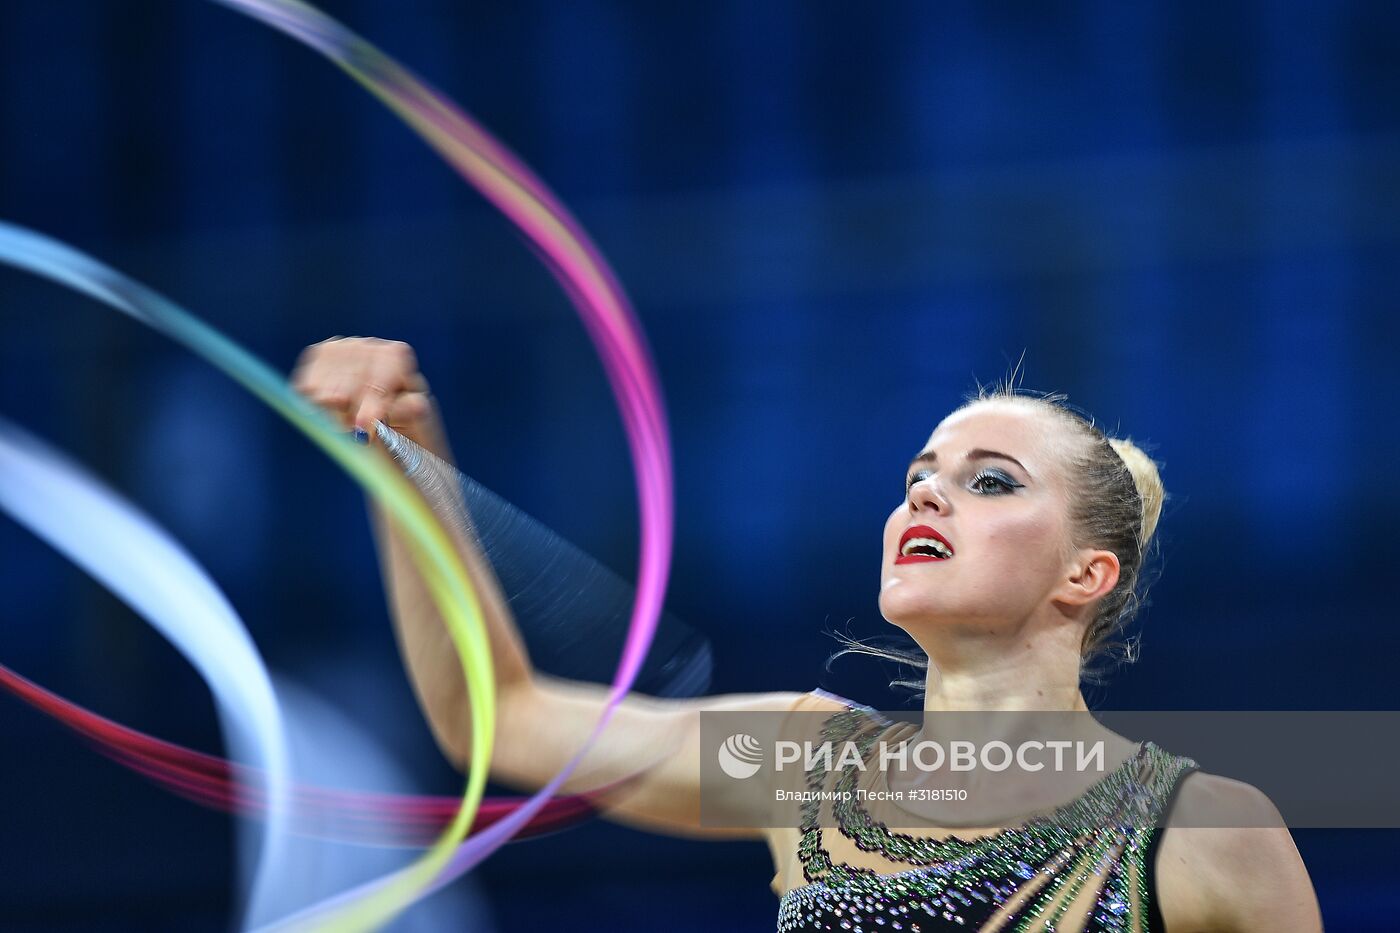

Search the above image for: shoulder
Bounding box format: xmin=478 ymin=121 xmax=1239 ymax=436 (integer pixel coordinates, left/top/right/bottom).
xmin=1169 ymin=770 xmax=1280 ymax=825
xmin=768 ymin=688 xmax=878 ymax=749
xmin=763 ymin=688 xmax=884 ymax=803
xmin=1154 ymin=772 xmax=1322 ymax=932
xmin=787 ymin=687 xmax=865 ymax=716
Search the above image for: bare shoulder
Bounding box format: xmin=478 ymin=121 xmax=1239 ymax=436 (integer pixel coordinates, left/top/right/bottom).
xmin=1154 ymin=771 xmax=1322 ymax=932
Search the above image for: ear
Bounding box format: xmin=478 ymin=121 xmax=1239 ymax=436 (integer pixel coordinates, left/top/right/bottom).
xmin=1057 ymin=548 xmax=1121 ymax=608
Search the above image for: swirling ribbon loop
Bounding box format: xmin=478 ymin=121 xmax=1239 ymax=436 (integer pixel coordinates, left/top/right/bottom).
xmin=2 ymin=0 xmax=674 ymax=928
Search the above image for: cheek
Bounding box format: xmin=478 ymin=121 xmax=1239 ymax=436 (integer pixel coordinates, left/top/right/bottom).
xmin=979 ymin=508 xmax=1064 ymax=573
xmin=881 ymin=505 xmax=904 ymax=552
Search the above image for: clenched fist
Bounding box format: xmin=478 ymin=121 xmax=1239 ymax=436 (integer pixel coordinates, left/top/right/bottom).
xmin=291 ymin=336 xmax=448 ymax=456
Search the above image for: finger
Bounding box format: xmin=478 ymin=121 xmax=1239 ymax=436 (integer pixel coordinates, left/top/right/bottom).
xmin=363 ymin=343 xmax=415 ymax=394
xmin=353 ymin=381 xmax=395 ymax=434
xmin=384 ymin=391 xmax=432 ymax=428
xmin=290 ymin=336 xmax=347 ymax=391
xmin=290 ymin=351 xmax=325 ymax=394
xmin=354 ymin=343 xmax=416 ymax=430
xmin=316 ymin=361 xmax=369 ymax=429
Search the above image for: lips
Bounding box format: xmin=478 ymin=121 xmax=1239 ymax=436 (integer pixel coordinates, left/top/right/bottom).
xmin=896 ymin=524 xmax=955 ymax=564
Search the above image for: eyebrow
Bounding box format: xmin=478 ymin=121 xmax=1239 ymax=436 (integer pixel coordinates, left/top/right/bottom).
xmin=908 ymin=448 xmax=1031 ymax=477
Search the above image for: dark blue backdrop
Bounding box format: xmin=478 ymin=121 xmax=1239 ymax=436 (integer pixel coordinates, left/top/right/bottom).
xmin=2 ymin=1 xmax=1396 ymax=929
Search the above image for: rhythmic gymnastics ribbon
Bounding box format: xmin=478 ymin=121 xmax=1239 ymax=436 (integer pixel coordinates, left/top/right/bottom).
xmin=5 ymin=0 xmax=677 ymax=923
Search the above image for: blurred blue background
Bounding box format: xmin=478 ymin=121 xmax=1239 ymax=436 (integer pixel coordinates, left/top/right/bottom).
xmin=2 ymin=0 xmax=1397 ymax=929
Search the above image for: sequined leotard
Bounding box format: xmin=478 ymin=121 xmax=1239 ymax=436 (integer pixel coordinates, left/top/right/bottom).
xmin=775 ymin=696 xmax=1197 ymax=933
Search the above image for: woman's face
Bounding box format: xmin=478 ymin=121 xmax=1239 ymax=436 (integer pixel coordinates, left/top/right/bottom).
xmin=879 ymin=400 xmax=1081 ymax=636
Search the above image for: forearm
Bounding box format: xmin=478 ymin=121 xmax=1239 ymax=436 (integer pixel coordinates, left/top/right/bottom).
xmin=368 ymin=442 xmax=535 ymax=767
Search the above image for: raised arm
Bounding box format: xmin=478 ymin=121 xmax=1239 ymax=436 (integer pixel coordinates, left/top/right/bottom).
xmin=291 ymin=336 xmax=832 ymax=838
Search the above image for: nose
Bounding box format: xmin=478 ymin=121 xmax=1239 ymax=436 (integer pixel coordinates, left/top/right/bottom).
xmin=908 ymin=477 xmax=949 ymax=515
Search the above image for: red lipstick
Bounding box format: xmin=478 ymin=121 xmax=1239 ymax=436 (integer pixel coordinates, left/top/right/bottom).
xmin=895 ymin=524 xmax=955 ymax=564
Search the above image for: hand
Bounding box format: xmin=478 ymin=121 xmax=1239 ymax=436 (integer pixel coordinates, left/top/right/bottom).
xmin=291 ymin=336 xmax=446 ymax=453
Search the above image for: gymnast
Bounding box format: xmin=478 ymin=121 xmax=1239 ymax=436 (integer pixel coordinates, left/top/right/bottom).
xmin=292 ymin=335 xmax=1322 ymax=932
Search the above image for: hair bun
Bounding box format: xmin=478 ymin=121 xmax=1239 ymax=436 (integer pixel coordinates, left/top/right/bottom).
xmin=1108 ymin=438 xmax=1164 ymax=545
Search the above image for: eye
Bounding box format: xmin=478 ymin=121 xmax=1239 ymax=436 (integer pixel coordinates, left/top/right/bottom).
xmin=905 ymin=468 xmax=933 ymax=495
xmin=968 ymin=468 xmax=1023 ymax=495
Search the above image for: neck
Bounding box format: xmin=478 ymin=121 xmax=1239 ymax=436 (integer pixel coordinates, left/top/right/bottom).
xmin=911 ymin=620 xmax=1093 ymax=749
xmin=915 ymin=616 xmax=1087 ymax=711
xmin=921 ymin=653 xmax=1088 ymax=714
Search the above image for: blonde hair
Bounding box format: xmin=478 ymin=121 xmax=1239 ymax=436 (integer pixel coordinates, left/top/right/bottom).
xmin=828 ymin=385 xmax=1166 ymax=693
xmin=1109 ymin=437 xmax=1165 ymax=544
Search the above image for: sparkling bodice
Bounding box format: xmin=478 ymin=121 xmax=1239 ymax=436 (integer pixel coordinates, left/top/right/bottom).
xmin=775 ymin=699 xmax=1197 ymax=933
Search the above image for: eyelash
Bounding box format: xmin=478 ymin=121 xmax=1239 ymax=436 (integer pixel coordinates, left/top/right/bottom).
xmin=904 ymin=468 xmax=1023 ymax=496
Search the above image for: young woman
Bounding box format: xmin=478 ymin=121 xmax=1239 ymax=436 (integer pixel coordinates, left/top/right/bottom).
xmin=292 ymin=336 xmax=1322 ymax=932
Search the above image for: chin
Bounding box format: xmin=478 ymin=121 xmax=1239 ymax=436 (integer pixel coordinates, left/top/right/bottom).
xmin=878 ymin=584 xmax=946 ymax=628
